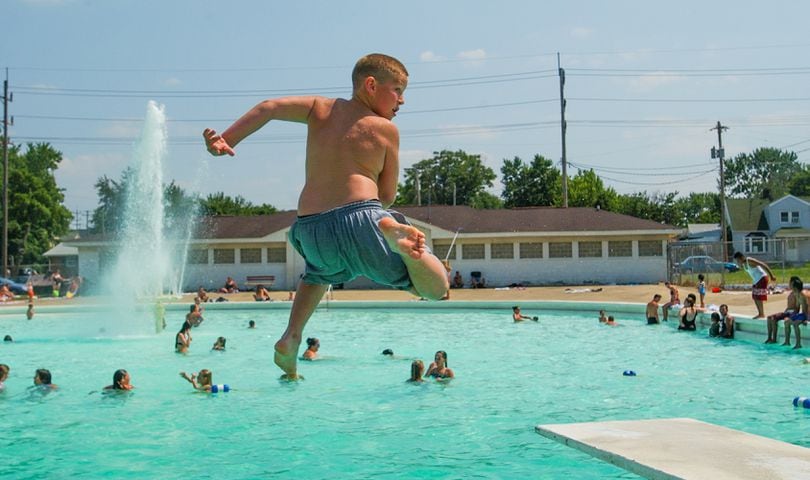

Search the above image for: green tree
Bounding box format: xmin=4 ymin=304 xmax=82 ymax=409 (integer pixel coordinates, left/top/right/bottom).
xmin=198 ymin=192 xmax=278 ymax=216
xmin=723 ymin=147 xmax=801 ymax=200
xmin=500 ymin=154 xmax=560 ymax=207
xmin=567 ymin=168 xmax=619 ymax=210
xmin=788 ymin=165 xmax=810 ymax=197
xmin=4 ymin=142 xmax=72 ymax=268
xmin=673 ymin=192 xmax=720 ymax=226
xmin=396 ymin=150 xmax=497 ymax=207
xmin=615 ymin=191 xmax=681 ymax=226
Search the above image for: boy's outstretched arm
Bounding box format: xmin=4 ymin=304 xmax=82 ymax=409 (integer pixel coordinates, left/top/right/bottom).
xmin=203 ymin=96 xmax=319 ymax=156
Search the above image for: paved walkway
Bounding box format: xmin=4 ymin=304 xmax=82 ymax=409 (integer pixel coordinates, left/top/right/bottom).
xmin=3 ymin=284 xmax=774 ymax=319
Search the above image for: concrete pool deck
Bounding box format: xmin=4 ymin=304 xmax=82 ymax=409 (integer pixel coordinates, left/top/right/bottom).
xmin=536 ymin=418 xmax=810 ymax=480
xmin=0 ymin=283 xmax=788 ymax=319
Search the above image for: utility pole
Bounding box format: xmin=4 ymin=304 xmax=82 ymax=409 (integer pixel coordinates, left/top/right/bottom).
xmin=711 ymin=121 xmax=729 ymax=261
xmin=2 ymin=68 xmax=12 ymax=278
xmin=558 ymin=53 xmax=568 ymax=208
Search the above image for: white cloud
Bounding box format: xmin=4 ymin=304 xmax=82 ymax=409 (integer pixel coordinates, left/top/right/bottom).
xmin=419 ymin=51 xmax=445 ymax=62
xmin=570 ymin=27 xmax=593 ymax=39
xmin=457 ymin=49 xmax=487 ymax=61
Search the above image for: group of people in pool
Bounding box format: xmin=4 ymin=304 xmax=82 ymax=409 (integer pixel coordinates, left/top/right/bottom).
xmin=0 ymin=366 xmax=62 ymax=394
xmin=175 ymin=300 xmax=236 ymax=354
xmin=300 ymin=338 xmax=454 ymax=382
xmin=406 ymin=350 xmax=455 ymax=383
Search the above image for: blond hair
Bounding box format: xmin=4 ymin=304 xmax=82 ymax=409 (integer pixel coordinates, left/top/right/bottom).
xmin=352 ymin=53 xmax=408 ymax=91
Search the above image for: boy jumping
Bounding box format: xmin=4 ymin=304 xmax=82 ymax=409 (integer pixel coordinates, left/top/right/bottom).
xmin=204 ymin=53 xmax=449 ymax=379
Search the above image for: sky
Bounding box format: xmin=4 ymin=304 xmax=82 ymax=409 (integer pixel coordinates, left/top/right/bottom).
xmin=3 ymin=0 xmax=810 ymax=228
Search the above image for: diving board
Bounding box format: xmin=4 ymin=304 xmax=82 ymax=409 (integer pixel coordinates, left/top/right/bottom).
xmin=536 ymin=417 xmax=810 ymax=480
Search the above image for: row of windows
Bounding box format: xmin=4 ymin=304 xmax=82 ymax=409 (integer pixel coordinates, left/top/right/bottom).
xmin=433 ymin=240 xmax=663 ymax=260
xmin=183 ymin=241 xmax=663 ymax=264
xmin=187 ymin=247 xmax=287 ymax=265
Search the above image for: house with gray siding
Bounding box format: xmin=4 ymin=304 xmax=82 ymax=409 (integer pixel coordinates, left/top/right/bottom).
xmin=726 ymin=195 xmax=810 ymax=264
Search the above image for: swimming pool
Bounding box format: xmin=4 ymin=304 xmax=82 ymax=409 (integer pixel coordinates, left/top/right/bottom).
xmin=1 ymin=303 xmax=808 ymax=479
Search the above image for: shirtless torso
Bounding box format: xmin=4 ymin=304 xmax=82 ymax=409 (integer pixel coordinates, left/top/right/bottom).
xmin=297 ymin=97 xmax=400 ymax=214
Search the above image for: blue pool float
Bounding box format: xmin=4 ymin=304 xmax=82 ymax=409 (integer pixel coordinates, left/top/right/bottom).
xmin=210 ymin=384 xmax=230 ymax=393
xmin=622 ymin=370 xmax=636 ymax=377
xmin=793 ymin=396 xmax=810 ymax=408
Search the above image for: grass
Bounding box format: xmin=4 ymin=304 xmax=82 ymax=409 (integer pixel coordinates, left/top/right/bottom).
xmin=677 ymin=262 xmax=810 ymax=287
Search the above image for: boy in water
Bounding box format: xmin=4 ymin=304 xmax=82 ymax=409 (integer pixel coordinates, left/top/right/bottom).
xmin=204 ymin=54 xmax=449 ymax=379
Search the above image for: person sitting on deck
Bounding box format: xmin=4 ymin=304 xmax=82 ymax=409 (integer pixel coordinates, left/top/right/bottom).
xmin=219 ymin=276 xmax=239 ymax=294
xmin=254 ymin=284 xmax=272 ymax=302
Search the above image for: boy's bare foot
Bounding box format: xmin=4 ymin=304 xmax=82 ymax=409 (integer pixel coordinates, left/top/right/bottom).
xmin=794 ymin=344 xmax=803 ymax=350
xmin=379 ymin=217 xmax=425 ymax=260
xmin=782 ymin=341 xmax=791 ymax=346
xmin=753 ymin=315 xmax=766 ymax=319
xmin=764 ymin=339 xmax=775 ymax=344
xmin=274 ymin=337 xmax=301 ymax=380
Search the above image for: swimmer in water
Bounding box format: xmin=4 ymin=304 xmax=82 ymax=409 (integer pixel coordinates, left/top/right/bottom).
xmin=212 ymin=337 xmax=226 ymax=351
xmin=407 ymin=360 xmax=424 ymax=383
xmin=33 ymin=368 xmax=58 ymax=390
xmin=104 ymin=369 xmax=134 ymax=391
xmin=302 ymin=337 xmax=319 ymax=361
xmin=179 ymin=369 xmax=214 ymax=392
xmin=424 ymin=350 xmax=454 ymax=381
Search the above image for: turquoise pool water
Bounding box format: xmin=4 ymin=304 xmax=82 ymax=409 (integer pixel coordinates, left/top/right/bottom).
xmin=1 ymin=304 xmax=809 ymax=479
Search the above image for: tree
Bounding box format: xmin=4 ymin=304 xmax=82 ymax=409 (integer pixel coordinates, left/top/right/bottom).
xmin=723 ymin=147 xmax=801 ymax=200
xmin=395 ymin=150 xmax=497 ymax=207
xmin=500 ymin=154 xmax=560 ymax=207
xmin=673 ymin=192 xmax=720 ymax=226
xmin=615 ymin=191 xmax=682 ymax=226
xmin=567 ymin=168 xmax=619 ymax=210
xmin=788 ymin=165 xmax=810 ymax=197
xmin=198 ymin=192 xmax=278 ymax=216
xmin=4 ymin=142 xmax=72 ymax=268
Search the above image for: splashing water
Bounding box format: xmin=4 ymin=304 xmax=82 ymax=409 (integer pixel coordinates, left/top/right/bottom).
xmin=100 ymin=101 xmax=196 ymax=331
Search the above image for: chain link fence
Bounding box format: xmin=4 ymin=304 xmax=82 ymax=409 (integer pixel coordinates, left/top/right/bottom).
xmin=668 ymin=240 xmax=788 ymax=288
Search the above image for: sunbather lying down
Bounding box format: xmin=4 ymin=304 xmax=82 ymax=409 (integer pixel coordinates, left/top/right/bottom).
xmin=564 ymin=287 xmax=603 ymax=294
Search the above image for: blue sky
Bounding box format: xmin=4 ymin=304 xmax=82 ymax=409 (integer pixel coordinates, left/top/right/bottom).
xmin=4 ymin=0 xmax=810 ymax=225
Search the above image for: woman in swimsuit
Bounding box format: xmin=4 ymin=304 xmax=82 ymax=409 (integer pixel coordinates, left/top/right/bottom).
xmin=175 ymin=322 xmax=191 ymax=353
xmin=425 ymin=350 xmax=454 ymax=380
xmin=678 ymin=294 xmax=698 ymax=331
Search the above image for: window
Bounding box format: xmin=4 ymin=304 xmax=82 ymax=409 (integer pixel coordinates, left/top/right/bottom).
xmin=608 ymin=241 xmax=632 ymax=257
xmin=638 ymin=240 xmax=663 ymax=257
xmin=519 ymin=242 xmax=543 ymax=259
xmin=491 ymin=243 xmax=514 ymax=259
xmin=578 ymin=241 xmax=602 ymax=258
xmin=213 ymin=248 xmax=235 ymax=264
xmin=744 ymin=233 xmax=767 ymax=254
xmin=548 ymin=242 xmax=572 ymax=258
xmin=267 ymin=247 xmax=286 ymax=263
xmin=462 ymin=244 xmax=485 ymax=260
xmin=187 ymin=249 xmax=208 ymax=265
xmin=780 ymin=211 xmax=800 ymax=224
xmin=433 ymin=244 xmax=456 ymax=260
xmin=240 ymin=248 xmax=262 ymax=264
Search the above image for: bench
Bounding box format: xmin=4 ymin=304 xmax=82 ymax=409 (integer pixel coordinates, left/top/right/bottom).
xmin=245 ymin=275 xmax=275 ymax=289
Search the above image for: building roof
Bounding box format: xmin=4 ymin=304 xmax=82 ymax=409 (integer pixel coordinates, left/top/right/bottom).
xmin=65 ymin=205 xmax=677 ymax=246
xmin=394 ymin=205 xmax=676 ymax=234
xmin=726 ymin=198 xmax=769 ymax=231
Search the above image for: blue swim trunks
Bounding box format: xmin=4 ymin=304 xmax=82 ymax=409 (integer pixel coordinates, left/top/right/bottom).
xmin=288 ymin=200 xmax=416 ymax=290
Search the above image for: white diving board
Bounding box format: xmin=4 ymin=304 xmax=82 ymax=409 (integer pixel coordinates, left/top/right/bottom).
xmin=535 ymin=417 xmax=810 ymax=480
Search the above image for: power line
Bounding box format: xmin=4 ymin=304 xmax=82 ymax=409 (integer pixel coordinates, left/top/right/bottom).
xmin=596 ymin=168 xmax=718 ymax=187
xmin=569 ymin=96 xmax=810 ymax=103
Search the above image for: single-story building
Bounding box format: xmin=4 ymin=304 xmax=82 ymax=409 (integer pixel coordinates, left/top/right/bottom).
xmin=63 ymin=205 xmax=681 ymax=292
